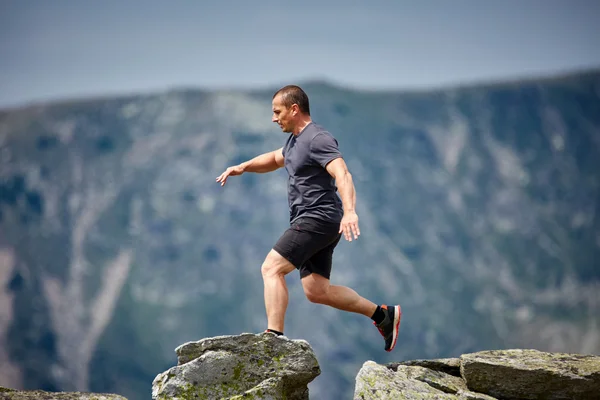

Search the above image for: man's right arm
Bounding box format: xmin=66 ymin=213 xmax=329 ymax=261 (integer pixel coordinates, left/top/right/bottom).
xmin=241 ymin=147 xmax=284 ymax=173
xmin=216 ymin=148 xmax=284 ymax=186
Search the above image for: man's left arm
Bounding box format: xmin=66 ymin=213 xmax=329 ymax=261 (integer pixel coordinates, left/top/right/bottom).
xmin=326 ymin=157 xmax=360 ymax=242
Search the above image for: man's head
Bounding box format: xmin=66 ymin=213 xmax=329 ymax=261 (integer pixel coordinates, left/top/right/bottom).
xmin=272 ymin=85 xmax=311 ymax=134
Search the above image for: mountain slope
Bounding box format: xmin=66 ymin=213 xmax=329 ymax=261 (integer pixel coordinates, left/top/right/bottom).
xmin=0 ymin=70 xmax=599 ymax=399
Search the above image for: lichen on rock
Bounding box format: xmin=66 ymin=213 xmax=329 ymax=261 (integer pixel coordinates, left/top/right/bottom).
xmin=0 ymin=386 xmax=128 ymax=400
xmin=460 ymin=349 xmax=600 ymax=400
xmin=152 ymin=332 xmax=320 ymax=400
xmin=354 ymin=361 xmax=457 ymax=399
xmin=390 ymin=358 xmax=461 ymax=377
xmin=396 ymin=365 xmax=468 ymax=394
xmin=356 ymin=348 xmax=600 ymax=400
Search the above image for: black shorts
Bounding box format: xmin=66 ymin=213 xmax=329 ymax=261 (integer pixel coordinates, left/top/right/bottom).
xmin=273 ymin=217 xmax=342 ymax=280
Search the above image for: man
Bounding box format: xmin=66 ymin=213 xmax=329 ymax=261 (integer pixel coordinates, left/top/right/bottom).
xmin=216 ymin=85 xmax=401 ymax=352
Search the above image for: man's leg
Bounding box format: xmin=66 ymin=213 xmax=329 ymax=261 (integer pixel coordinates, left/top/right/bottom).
xmin=300 ymin=236 xmax=403 ymax=352
xmin=302 ymin=272 xmax=402 ymax=352
xmin=301 ymin=272 xmax=377 ymax=317
xmin=261 ymin=249 xmax=296 ymax=334
xmin=299 ymin=233 xmax=376 ymax=317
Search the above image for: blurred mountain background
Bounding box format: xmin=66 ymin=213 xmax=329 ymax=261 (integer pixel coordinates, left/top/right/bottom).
xmin=1 ymin=1 xmax=600 ymax=399
xmin=1 ymin=69 xmax=599 ymax=399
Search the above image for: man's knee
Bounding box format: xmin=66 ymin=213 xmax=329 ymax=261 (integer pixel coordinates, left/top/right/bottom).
xmin=261 ymin=250 xmax=294 ymax=278
xmin=302 ymin=276 xmax=329 ymax=304
xmin=304 ymin=289 xmax=324 ymax=304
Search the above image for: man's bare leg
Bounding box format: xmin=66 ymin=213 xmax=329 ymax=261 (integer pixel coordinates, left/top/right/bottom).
xmin=261 ymin=249 xmax=296 ymax=333
xmin=301 ymin=272 xmax=377 ymax=317
xmin=301 ymin=271 xmax=402 ymax=352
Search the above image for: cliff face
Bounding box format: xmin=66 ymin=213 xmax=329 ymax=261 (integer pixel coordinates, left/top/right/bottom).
xmin=0 ymin=70 xmax=599 ymax=400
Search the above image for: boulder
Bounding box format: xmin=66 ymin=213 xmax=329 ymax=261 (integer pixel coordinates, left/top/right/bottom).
xmin=460 ymin=349 xmax=600 ymax=400
xmin=152 ymin=332 xmax=320 ymax=400
xmin=396 ymin=365 xmax=468 ymax=394
xmin=354 ymin=361 xmax=493 ymax=400
xmin=389 ymin=358 xmax=462 ymax=377
xmin=354 ymin=360 xmax=457 ymax=399
xmin=0 ymin=386 xmax=127 ymax=399
xmin=355 ymin=349 xmax=600 ymax=400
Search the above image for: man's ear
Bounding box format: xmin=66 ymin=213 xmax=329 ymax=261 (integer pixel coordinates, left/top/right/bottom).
xmin=291 ymin=104 xmax=299 ymax=116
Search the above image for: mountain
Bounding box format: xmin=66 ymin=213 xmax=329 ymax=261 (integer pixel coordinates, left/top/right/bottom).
xmin=0 ymin=69 xmax=599 ymax=400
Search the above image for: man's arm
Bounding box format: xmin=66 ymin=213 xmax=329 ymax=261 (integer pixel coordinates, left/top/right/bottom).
xmin=325 ymin=157 xmax=360 ymax=241
xmin=242 ymin=147 xmax=285 ymax=172
xmin=216 ymin=147 xmax=284 ymax=186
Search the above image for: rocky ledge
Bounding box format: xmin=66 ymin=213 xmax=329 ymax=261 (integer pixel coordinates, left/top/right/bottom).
xmin=355 ymin=348 xmax=600 ymax=400
xmin=152 ymin=332 xmax=320 ymax=400
xmin=153 ymin=333 xmax=600 ymax=400
xmin=0 ymin=386 xmax=127 ymax=400
xmin=3 ymin=337 xmax=599 ymax=399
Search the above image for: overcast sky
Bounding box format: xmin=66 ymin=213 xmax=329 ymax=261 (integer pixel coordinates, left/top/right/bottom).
xmin=1 ymin=0 xmax=599 ymax=108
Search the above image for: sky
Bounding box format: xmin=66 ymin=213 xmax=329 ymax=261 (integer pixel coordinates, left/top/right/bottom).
xmin=1 ymin=0 xmax=599 ymax=108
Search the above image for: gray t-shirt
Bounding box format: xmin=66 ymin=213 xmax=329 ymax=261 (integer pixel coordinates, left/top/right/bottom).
xmin=281 ymin=122 xmax=344 ymax=224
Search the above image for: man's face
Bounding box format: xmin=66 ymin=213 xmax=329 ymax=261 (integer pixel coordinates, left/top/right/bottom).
xmin=272 ymin=94 xmax=296 ymax=133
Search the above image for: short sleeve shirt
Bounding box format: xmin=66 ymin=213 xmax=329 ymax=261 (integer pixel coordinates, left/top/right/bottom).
xmin=281 ymin=122 xmax=344 ymax=224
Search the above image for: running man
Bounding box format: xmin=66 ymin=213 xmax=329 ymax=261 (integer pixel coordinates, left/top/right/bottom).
xmin=216 ymin=85 xmax=401 ymax=351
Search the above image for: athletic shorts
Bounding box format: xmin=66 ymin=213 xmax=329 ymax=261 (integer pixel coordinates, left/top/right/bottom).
xmin=273 ymin=216 xmax=342 ymax=280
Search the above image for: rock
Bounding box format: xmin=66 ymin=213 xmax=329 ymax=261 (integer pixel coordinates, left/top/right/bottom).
xmin=397 ymin=365 xmax=468 ymax=394
xmin=0 ymin=386 xmax=128 ymax=399
xmin=354 ymin=361 xmax=457 ymax=399
xmin=354 ymin=362 xmax=492 ymax=400
xmin=152 ymin=332 xmax=320 ymax=400
xmin=389 ymin=358 xmax=462 ymax=377
xmin=460 ymin=349 xmax=600 ymax=400
xmin=455 ymin=389 xmax=498 ymax=400
xmin=356 ymin=349 xmax=600 ymax=400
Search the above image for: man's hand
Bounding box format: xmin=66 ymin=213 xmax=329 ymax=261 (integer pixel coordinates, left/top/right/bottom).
xmin=216 ymin=165 xmax=244 ymax=186
xmin=339 ymin=210 xmax=360 ymax=241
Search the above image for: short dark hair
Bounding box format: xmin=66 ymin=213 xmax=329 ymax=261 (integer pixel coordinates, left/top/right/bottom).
xmin=273 ymin=85 xmax=310 ymax=115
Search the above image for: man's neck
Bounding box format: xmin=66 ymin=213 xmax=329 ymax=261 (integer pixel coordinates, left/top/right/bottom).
xmin=293 ymin=117 xmax=312 ymax=136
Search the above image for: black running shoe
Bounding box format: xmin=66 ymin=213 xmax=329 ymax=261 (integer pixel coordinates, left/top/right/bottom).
xmin=373 ymin=304 xmax=402 ymax=352
xmin=264 ymin=329 xmax=283 ymax=336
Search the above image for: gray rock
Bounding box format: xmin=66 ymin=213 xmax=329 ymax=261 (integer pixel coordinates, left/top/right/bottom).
xmin=455 ymin=389 xmax=497 ymax=400
xmin=152 ymin=332 xmax=320 ymax=400
xmin=356 ymin=349 xmax=600 ymax=400
xmin=354 ymin=361 xmax=457 ymax=399
xmin=460 ymin=349 xmax=600 ymax=400
xmin=0 ymin=386 xmax=128 ymax=400
xmin=390 ymin=358 xmax=462 ymax=377
xmin=397 ymin=365 xmax=468 ymax=394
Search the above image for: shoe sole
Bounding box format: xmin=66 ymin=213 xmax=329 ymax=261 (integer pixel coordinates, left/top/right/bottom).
xmin=387 ymin=305 xmax=402 ymax=352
